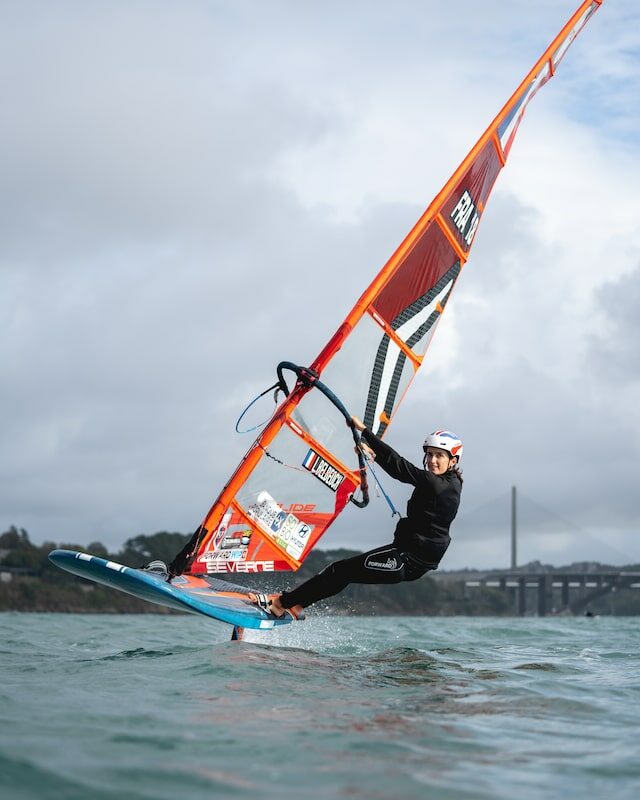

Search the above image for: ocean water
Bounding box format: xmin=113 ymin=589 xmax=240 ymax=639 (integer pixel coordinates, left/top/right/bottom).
xmin=1 ymin=613 xmax=639 ymax=800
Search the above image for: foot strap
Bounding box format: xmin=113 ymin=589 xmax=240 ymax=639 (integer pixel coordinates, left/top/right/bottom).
xmin=251 ymin=593 xmax=272 ymax=613
xmin=249 ymin=593 xmax=305 ymax=621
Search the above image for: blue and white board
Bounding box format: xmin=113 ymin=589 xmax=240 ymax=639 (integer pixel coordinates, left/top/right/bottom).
xmin=48 ymin=549 xmax=291 ymax=630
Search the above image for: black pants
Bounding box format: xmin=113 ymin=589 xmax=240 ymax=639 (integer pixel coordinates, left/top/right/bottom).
xmin=279 ymin=544 xmax=435 ymax=609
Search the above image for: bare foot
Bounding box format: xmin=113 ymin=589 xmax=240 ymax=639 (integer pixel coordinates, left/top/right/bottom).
xmin=268 ymin=595 xmax=287 ymax=617
xmin=288 ymin=604 xmax=305 ymax=620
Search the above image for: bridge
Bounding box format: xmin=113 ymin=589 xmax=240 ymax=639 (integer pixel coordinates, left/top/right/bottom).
xmin=432 ymin=568 xmax=640 ymax=616
xmin=431 ymin=486 xmax=638 ymax=615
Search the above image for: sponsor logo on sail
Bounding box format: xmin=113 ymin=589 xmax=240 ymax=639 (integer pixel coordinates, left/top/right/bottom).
xmin=302 ymin=449 xmax=345 ymax=492
xmin=206 ymin=560 xmax=275 ymax=573
xmin=450 ymin=189 xmax=481 ymax=247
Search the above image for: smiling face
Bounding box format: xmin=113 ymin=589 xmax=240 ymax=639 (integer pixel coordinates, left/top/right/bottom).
xmin=424 ymin=446 xmax=455 ymax=476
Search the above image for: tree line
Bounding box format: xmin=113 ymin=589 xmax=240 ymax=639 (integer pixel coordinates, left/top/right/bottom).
xmin=0 ymin=526 xmax=509 ymax=615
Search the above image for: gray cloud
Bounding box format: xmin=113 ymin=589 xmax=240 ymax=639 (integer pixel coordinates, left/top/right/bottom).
xmin=588 ymin=262 xmax=640 ymax=381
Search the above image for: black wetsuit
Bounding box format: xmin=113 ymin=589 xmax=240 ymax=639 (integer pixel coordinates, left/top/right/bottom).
xmin=279 ymin=427 xmax=462 ymax=610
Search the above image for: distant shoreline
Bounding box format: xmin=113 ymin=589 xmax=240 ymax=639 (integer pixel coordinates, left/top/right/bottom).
xmin=2 ymin=526 xmax=639 ymax=616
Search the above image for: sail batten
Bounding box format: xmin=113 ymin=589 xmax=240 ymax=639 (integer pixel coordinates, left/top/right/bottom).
xmin=177 ymin=1 xmax=603 ymax=577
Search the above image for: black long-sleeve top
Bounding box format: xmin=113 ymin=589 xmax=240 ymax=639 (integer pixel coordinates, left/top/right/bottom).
xmin=361 ymin=427 xmax=462 ymax=566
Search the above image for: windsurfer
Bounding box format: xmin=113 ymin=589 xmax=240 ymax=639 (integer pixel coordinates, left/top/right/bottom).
xmin=265 ymin=417 xmax=463 ymax=618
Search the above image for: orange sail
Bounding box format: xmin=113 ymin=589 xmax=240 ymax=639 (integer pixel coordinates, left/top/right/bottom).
xmin=174 ymin=1 xmax=603 ymax=577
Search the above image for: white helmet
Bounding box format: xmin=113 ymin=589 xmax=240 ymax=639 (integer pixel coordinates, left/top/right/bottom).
xmin=423 ymin=430 xmax=463 ymax=461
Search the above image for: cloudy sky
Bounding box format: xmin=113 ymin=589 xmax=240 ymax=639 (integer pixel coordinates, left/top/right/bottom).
xmin=2 ymin=0 xmax=638 ymax=569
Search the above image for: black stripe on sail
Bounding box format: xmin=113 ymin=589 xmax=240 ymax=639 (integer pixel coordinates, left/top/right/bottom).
xmin=406 ymin=309 xmax=442 ymax=350
xmin=390 ymin=261 xmax=461 ymax=331
xmin=363 ymin=260 xmax=461 ymax=435
xmin=376 ymin=350 xmax=407 ymax=437
xmin=364 ymin=334 xmax=391 ymax=430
